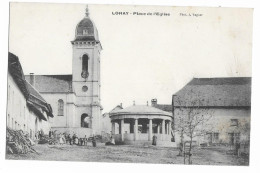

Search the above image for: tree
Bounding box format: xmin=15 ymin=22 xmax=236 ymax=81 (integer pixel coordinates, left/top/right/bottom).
xmin=174 ymin=89 xmax=213 ymax=164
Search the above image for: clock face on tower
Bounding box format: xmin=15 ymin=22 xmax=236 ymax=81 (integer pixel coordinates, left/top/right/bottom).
xmin=81 ymin=71 xmax=89 ymax=79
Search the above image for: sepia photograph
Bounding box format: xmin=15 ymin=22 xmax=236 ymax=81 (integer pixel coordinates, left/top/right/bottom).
xmin=5 ymin=2 xmax=253 ymax=166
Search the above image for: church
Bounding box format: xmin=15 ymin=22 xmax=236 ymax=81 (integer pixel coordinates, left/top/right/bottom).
xmin=25 ymin=7 xmax=103 ymax=137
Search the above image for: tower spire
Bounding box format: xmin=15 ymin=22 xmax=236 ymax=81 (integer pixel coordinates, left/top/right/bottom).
xmin=85 ymin=5 xmax=89 ymax=17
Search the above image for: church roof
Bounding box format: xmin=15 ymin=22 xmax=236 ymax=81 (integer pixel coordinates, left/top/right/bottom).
xmin=24 ymin=75 xmax=72 ymax=93
xmin=173 ymin=77 xmax=251 ymax=108
xmin=73 ymin=7 xmax=99 ymax=42
xmin=110 ymin=105 xmax=172 ymax=116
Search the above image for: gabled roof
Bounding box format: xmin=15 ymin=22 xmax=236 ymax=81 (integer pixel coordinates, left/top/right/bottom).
xmin=8 ymin=52 xmax=54 ymax=120
xmin=24 ymin=75 xmax=72 ymax=93
xmin=8 ymin=52 xmax=30 ymax=99
xmin=26 ymin=80 xmax=46 ymax=103
xmin=110 ymin=105 xmax=172 ymax=116
xmin=25 ymin=80 xmax=54 ymax=119
xmin=109 ymin=105 xmax=123 ymax=113
xmin=153 ymin=104 xmax=172 ymax=112
xmin=174 ymin=77 xmax=251 ymax=107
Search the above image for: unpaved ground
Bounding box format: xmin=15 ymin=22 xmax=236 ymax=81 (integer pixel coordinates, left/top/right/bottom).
xmin=6 ymin=144 xmax=249 ymax=165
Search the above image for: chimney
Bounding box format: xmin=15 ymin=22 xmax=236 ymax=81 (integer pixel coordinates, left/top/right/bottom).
xmin=29 ymin=73 xmax=35 ymax=86
xmin=133 ymin=101 xmax=135 ymax=106
xmin=120 ymin=103 xmax=123 ymax=108
xmin=151 ymin=99 xmax=157 ymax=107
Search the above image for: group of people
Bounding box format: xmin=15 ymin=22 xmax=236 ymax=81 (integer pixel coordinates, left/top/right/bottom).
xmin=48 ymin=130 xmax=97 ymax=147
xmin=35 ymin=130 xmax=44 ymax=140
xmin=67 ymin=134 xmax=90 ymax=146
xmin=58 ymin=133 xmax=66 ymax=145
xmin=48 ymin=130 xmax=55 ymax=138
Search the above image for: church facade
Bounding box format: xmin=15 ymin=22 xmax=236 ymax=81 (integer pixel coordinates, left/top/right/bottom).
xmin=25 ymin=7 xmax=103 ymax=137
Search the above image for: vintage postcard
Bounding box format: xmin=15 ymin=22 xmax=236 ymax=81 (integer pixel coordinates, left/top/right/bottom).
xmin=6 ymin=2 xmax=252 ymax=166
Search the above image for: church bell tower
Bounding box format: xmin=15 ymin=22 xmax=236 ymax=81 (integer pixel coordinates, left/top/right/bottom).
xmin=71 ymin=6 xmax=102 ymax=134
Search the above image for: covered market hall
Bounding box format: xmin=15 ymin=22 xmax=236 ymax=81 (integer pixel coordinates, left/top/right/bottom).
xmin=109 ymin=104 xmax=175 ymax=146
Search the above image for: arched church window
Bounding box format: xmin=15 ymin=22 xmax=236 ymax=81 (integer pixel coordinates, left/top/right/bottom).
xmin=81 ymin=114 xmax=90 ymax=128
xmin=58 ymin=99 xmax=64 ymax=116
xmin=81 ymin=54 xmax=89 ymax=79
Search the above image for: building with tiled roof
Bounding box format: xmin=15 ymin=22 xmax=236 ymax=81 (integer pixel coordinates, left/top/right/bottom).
xmin=21 ymin=7 xmax=103 ymax=137
xmin=174 ymin=77 xmax=251 ymax=108
xmin=7 ymin=52 xmax=53 ymax=139
xmin=24 ymin=75 xmax=73 ymax=93
xmin=151 ymin=77 xmax=251 ymax=146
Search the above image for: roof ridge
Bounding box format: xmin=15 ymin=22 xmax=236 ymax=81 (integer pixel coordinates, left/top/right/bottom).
xmin=193 ymin=77 xmax=251 ymax=79
xmin=25 ymin=80 xmax=47 ymax=103
xmin=24 ymin=74 xmax=72 ymax=76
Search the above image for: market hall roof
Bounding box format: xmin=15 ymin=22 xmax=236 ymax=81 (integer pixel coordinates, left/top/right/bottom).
xmin=24 ymin=75 xmax=72 ymax=93
xmin=110 ymin=105 xmax=172 ymax=117
xmin=173 ymin=77 xmax=251 ymax=108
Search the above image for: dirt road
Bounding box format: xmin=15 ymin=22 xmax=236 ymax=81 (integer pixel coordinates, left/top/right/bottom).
xmin=6 ymin=144 xmax=249 ymax=165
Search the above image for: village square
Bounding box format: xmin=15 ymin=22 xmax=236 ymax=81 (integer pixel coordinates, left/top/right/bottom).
xmin=6 ymin=4 xmax=251 ymax=166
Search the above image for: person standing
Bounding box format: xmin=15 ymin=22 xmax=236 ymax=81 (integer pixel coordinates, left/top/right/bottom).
xmin=72 ymin=133 xmax=76 ymax=145
xmin=59 ymin=133 xmax=64 ymax=145
xmin=92 ymin=135 xmax=96 ymax=147
xmin=49 ymin=130 xmax=51 ymax=138
xmin=152 ymin=135 xmax=157 ymax=146
xmin=83 ymin=135 xmax=87 ymax=146
xmin=68 ymin=134 xmax=72 ymax=145
xmin=75 ymin=135 xmax=79 ymax=145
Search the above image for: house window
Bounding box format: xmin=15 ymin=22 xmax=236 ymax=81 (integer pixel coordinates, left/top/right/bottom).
xmin=58 ymin=99 xmax=64 ymax=116
xmin=20 ymin=100 xmax=22 ymax=117
xmin=81 ymin=54 xmax=89 ymax=79
xmin=207 ymin=132 xmax=219 ymax=143
xmin=230 ymin=119 xmax=238 ymax=126
xmin=8 ymin=85 xmax=10 ymax=101
xmin=7 ymin=114 xmax=10 ymax=127
xmin=12 ymin=91 xmax=14 ymax=109
xmin=228 ymin=132 xmax=240 ymax=144
xmin=213 ymin=133 xmax=219 ymax=141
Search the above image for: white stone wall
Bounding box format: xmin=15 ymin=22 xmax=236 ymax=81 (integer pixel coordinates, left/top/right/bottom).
xmin=40 ymin=93 xmax=73 ymax=128
xmin=101 ymin=113 xmax=112 ymax=134
xmin=174 ymin=107 xmax=250 ymax=145
xmin=71 ymin=42 xmax=102 ymax=134
xmin=7 ymin=73 xmax=51 ymax=139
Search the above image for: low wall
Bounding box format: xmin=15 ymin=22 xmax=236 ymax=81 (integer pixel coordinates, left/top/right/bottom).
xmin=114 ymin=139 xmax=177 ymax=147
xmin=124 ymin=133 xmax=134 ymax=141
xmin=51 ymin=127 xmax=93 ymax=138
xmin=113 ymin=133 xmax=172 ymax=143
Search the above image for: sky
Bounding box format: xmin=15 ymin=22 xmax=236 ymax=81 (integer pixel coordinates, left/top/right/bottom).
xmin=9 ymin=3 xmax=253 ymax=112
